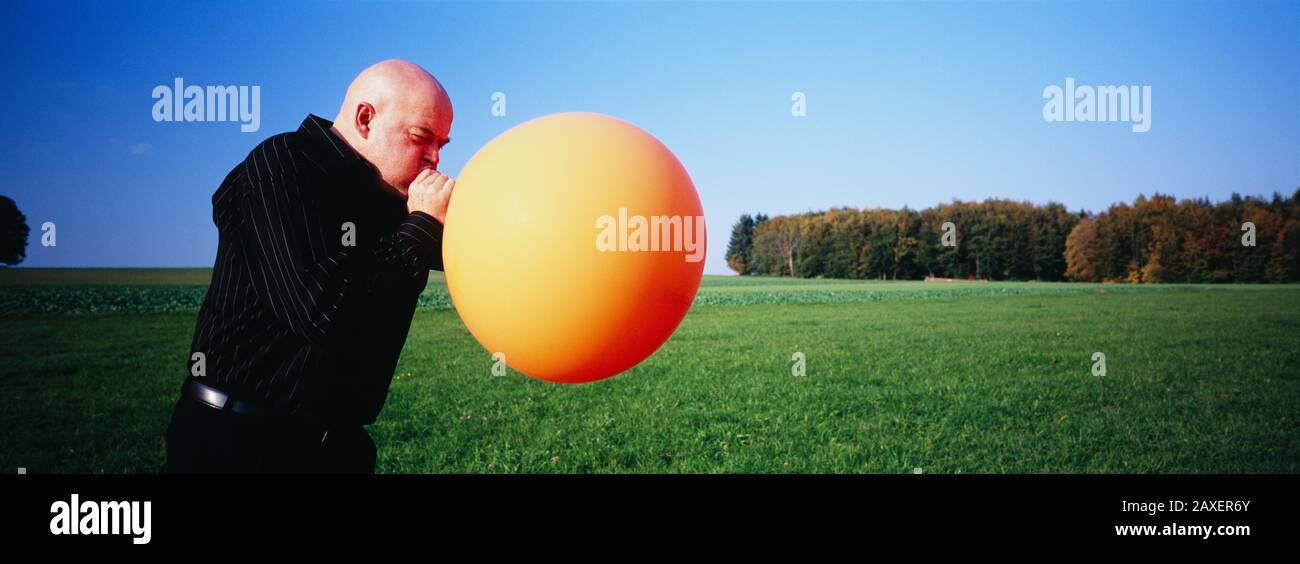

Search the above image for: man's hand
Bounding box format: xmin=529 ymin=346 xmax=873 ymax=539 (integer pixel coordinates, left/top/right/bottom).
xmin=407 ymin=169 xmax=455 ymax=223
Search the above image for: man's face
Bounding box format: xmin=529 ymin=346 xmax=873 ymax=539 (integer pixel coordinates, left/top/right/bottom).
xmin=365 ymin=96 xmax=453 ymax=197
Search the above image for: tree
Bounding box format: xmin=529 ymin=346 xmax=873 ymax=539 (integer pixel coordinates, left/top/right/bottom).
xmin=755 ymin=215 xmax=804 ymax=277
xmin=858 ymin=209 xmax=896 ymax=279
xmin=1029 ymin=203 xmax=1078 ymax=281
xmin=891 ymin=208 xmax=922 ymax=279
xmin=797 ymin=211 xmax=832 ymax=278
xmin=1064 ymin=217 xmax=1100 ymax=282
xmin=725 ymin=213 xmax=757 ymax=275
xmin=0 ymin=195 xmax=29 ymax=266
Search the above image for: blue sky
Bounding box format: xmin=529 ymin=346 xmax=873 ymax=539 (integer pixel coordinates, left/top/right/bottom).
xmin=2 ymin=0 xmax=1296 ymax=275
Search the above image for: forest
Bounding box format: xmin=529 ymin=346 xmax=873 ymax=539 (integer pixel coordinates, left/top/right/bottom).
xmin=724 ymin=191 xmax=1300 ymax=283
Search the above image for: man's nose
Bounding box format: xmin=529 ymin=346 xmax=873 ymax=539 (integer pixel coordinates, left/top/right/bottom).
xmin=424 ymin=148 xmax=440 ymax=169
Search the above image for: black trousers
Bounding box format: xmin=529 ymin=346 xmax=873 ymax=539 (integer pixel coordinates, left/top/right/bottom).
xmin=165 ymin=393 xmax=376 ymax=474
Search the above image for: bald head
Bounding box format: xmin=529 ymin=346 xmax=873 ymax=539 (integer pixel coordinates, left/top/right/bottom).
xmin=333 ymin=59 xmax=453 ymax=197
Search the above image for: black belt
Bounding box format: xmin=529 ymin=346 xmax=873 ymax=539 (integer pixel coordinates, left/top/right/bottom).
xmin=182 ymin=378 xmax=283 ymax=417
xmin=180 ymin=378 xmax=341 ymax=445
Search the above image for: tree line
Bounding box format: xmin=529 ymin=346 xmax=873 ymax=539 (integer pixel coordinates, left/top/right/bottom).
xmin=725 ymin=190 xmax=1300 ymax=283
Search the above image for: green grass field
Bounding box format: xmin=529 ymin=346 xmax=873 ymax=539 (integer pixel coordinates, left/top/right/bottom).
xmin=2 ymin=268 xmax=1297 ymax=473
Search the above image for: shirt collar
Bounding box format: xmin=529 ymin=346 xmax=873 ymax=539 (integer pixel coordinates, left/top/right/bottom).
xmin=298 ymin=114 xmax=406 ymax=207
xmin=300 ymin=114 xmax=370 ymax=167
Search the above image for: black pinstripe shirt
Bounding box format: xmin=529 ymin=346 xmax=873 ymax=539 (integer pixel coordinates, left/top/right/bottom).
xmin=188 ymin=114 xmax=442 ymax=426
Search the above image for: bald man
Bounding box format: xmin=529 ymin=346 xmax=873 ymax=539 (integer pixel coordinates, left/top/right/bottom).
xmin=165 ymin=60 xmax=455 ymax=473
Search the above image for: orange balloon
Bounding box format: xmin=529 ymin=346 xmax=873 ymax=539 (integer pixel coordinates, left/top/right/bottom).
xmin=443 ymin=113 xmax=705 ymax=384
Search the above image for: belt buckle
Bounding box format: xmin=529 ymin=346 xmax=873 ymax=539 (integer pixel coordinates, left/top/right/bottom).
xmin=187 ymin=378 xmax=229 ymax=411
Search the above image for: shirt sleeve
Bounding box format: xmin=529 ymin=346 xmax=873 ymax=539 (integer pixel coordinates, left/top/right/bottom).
xmin=236 ymin=136 xmax=442 ymax=344
xmin=372 ymin=210 xmax=444 ymax=273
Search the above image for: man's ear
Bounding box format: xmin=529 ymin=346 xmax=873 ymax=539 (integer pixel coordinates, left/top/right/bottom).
xmin=354 ymin=103 xmax=376 ymax=139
